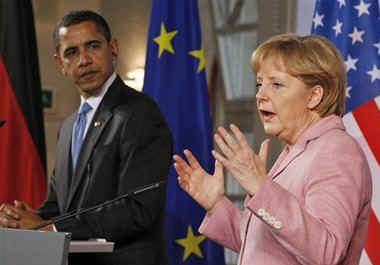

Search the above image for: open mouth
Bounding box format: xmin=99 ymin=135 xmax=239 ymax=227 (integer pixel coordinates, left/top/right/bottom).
xmin=260 ymin=110 xmax=276 ymax=120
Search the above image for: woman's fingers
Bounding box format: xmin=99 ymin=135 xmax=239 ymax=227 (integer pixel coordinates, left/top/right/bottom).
xmin=175 ymin=149 xmax=226 ymax=212
xmin=214 ymin=134 xmax=234 ymax=158
xmin=174 ymin=150 xmax=205 ymax=194
xmin=212 ymin=149 xmax=239 ymax=176
xmin=212 ymin=149 xmax=228 ymax=166
xmin=259 ymin=139 xmax=270 ymax=169
xmin=183 ymin=149 xmax=202 ymax=169
xmin=214 ymin=159 xmax=224 ymax=177
xmin=217 ymin=126 xmax=239 ymax=152
xmin=173 ymin=154 xmax=191 ymax=175
xmin=230 ymin=124 xmax=251 ymax=149
xmin=173 ymin=154 xmax=192 ymax=192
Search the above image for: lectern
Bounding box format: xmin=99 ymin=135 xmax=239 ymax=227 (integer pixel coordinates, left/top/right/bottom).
xmin=0 ymin=228 xmax=70 ymax=265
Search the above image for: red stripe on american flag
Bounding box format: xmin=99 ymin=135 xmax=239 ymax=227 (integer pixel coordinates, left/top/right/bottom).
xmin=352 ymin=100 xmax=380 ymax=264
xmin=364 ymin=209 xmax=380 ymax=264
xmin=352 ymin=100 xmax=380 ymax=165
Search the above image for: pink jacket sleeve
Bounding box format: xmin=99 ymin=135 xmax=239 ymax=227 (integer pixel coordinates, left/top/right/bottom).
xmin=199 ymin=196 xmax=242 ymax=252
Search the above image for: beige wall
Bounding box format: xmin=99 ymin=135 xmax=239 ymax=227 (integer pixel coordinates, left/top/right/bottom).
xmin=33 ymin=0 xmax=216 ymax=177
xmin=101 ymin=0 xmax=151 ymax=81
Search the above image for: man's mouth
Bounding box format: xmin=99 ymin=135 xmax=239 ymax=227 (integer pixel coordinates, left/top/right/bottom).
xmin=79 ymin=71 xmax=97 ymax=80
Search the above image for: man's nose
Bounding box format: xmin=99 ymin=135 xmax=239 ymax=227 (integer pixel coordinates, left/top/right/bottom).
xmin=78 ymin=51 xmax=92 ymax=66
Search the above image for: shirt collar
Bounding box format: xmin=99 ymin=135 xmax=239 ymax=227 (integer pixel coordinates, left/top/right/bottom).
xmin=80 ymin=72 xmax=116 ymax=110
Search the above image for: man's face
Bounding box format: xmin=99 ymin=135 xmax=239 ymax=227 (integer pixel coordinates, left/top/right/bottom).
xmin=54 ymin=21 xmax=118 ymax=98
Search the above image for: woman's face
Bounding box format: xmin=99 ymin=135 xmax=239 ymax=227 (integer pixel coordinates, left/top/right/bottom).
xmin=255 ymin=57 xmax=321 ymax=145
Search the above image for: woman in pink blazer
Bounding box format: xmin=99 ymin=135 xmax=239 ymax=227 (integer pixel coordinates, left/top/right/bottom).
xmin=174 ymin=34 xmax=372 ymax=265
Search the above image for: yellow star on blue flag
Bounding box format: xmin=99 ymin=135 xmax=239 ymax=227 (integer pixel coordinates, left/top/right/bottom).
xmin=153 ymin=23 xmax=178 ymax=58
xmin=176 ymin=225 xmax=206 ymax=261
xmin=189 ymin=48 xmax=206 ymax=72
xmin=143 ymin=0 xmax=226 ymax=264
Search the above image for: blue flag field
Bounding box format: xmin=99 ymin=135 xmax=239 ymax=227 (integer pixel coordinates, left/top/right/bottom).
xmin=143 ymin=0 xmax=226 ymax=264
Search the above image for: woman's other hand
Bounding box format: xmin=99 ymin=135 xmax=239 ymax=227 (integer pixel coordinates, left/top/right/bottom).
xmin=213 ymin=124 xmax=270 ymax=195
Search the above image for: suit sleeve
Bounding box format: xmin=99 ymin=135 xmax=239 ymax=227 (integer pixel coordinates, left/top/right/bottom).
xmin=199 ymin=196 xmax=242 ymax=252
xmin=38 ymin=125 xmax=62 ymax=220
xmin=38 ymin=170 xmax=60 ymax=219
xmin=55 ymin=96 xmax=173 ymax=242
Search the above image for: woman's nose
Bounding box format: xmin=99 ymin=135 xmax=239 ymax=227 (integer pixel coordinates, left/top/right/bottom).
xmin=256 ymin=85 xmax=268 ymax=101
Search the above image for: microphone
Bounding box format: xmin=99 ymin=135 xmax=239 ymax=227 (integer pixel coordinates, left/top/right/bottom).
xmin=32 ymin=180 xmax=166 ymax=230
xmin=0 ymin=120 xmax=5 ymax=127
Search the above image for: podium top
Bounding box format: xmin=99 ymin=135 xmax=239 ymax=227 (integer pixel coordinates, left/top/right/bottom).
xmin=69 ymin=239 xmax=114 ymax=253
xmin=0 ymin=228 xmax=70 ymax=265
xmin=0 ymin=228 xmax=114 ymax=265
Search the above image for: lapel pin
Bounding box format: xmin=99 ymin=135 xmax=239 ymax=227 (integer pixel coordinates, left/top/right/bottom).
xmin=94 ymin=121 xmax=102 ymax=127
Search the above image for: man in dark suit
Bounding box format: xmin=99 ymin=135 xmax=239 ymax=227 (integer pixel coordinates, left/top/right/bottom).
xmin=0 ymin=10 xmax=172 ymax=265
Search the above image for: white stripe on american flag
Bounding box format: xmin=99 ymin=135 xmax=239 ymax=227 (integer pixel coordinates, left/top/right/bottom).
xmin=361 ymin=249 xmax=371 ymax=265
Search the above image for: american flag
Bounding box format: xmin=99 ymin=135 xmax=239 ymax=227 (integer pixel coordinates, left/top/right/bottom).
xmin=312 ymin=0 xmax=380 ymax=264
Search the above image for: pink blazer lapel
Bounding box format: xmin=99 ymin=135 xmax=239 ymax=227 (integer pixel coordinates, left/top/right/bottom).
xmin=268 ymin=145 xmax=306 ymax=180
xmin=266 ymin=116 xmax=344 ymax=181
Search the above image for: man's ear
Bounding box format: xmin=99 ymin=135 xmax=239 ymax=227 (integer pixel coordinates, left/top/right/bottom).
xmin=307 ymin=85 xmax=324 ymax=109
xmin=110 ymin=38 xmax=119 ymax=58
xmin=53 ymin=53 xmax=66 ymax=75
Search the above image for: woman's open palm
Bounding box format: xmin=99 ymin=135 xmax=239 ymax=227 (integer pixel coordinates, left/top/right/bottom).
xmin=212 ymin=124 xmax=269 ymax=195
xmin=174 ymin=150 xmax=224 ymax=212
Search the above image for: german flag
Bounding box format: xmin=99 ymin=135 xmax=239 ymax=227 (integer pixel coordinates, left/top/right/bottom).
xmin=0 ymin=0 xmax=47 ymax=208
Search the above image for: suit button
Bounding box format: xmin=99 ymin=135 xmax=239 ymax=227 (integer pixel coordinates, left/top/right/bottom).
xmin=268 ymin=216 xmax=276 ymax=225
xmin=257 ymin=208 xmax=266 ymax=216
xmin=263 ymin=212 xmax=271 ymax=222
xmin=274 ymin=221 xmax=283 ymax=229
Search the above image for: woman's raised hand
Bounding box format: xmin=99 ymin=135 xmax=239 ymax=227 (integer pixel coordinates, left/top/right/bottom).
xmin=174 ymin=149 xmax=224 ymax=212
xmin=212 ymin=124 xmax=270 ymax=195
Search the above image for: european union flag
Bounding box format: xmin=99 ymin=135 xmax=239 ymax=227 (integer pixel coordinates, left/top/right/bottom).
xmin=143 ymin=0 xmax=225 ymax=264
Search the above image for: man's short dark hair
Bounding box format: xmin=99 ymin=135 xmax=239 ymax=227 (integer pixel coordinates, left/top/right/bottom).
xmin=53 ymin=10 xmax=112 ymax=52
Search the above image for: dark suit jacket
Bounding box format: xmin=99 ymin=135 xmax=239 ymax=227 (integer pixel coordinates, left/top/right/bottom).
xmin=39 ymin=76 xmax=172 ymax=265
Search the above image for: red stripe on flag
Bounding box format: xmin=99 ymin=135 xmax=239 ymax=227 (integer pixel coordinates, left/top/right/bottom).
xmin=352 ymin=100 xmax=380 ymax=165
xmin=0 ymin=56 xmax=46 ymax=208
xmin=352 ymin=100 xmax=380 ymax=264
xmin=365 ymin=209 xmax=380 ymax=264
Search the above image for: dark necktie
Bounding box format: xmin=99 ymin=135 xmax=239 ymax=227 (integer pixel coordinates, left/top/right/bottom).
xmin=71 ymin=102 xmax=92 ymax=171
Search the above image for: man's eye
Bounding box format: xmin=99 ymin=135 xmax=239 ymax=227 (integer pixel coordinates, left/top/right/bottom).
xmin=89 ymin=42 xmax=100 ymax=49
xmin=64 ymin=49 xmax=76 ymax=57
xmin=256 ymin=83 xmax=262 ymax=89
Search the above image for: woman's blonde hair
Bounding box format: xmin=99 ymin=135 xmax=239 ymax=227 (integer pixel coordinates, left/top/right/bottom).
xmin=251 ymin=33 xmax=346 ymax=117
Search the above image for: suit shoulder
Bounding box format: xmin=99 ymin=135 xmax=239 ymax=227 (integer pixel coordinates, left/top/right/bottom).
xmin=309 ymin=128 xmax=369 ymax=173
xmin=111 ymin=86 xmax=167 ymax=125
xmin=319 ymin=128 xmax=362 ymax=154
xmin=118 ymin=85 xmax=160 ymax=110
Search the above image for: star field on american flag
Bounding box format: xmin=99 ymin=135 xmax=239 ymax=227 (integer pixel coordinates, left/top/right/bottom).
xmin=312 ymin=0 xmax=380 ymax=113
xmin=312 ymin=1 xmax=380 ymax=264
